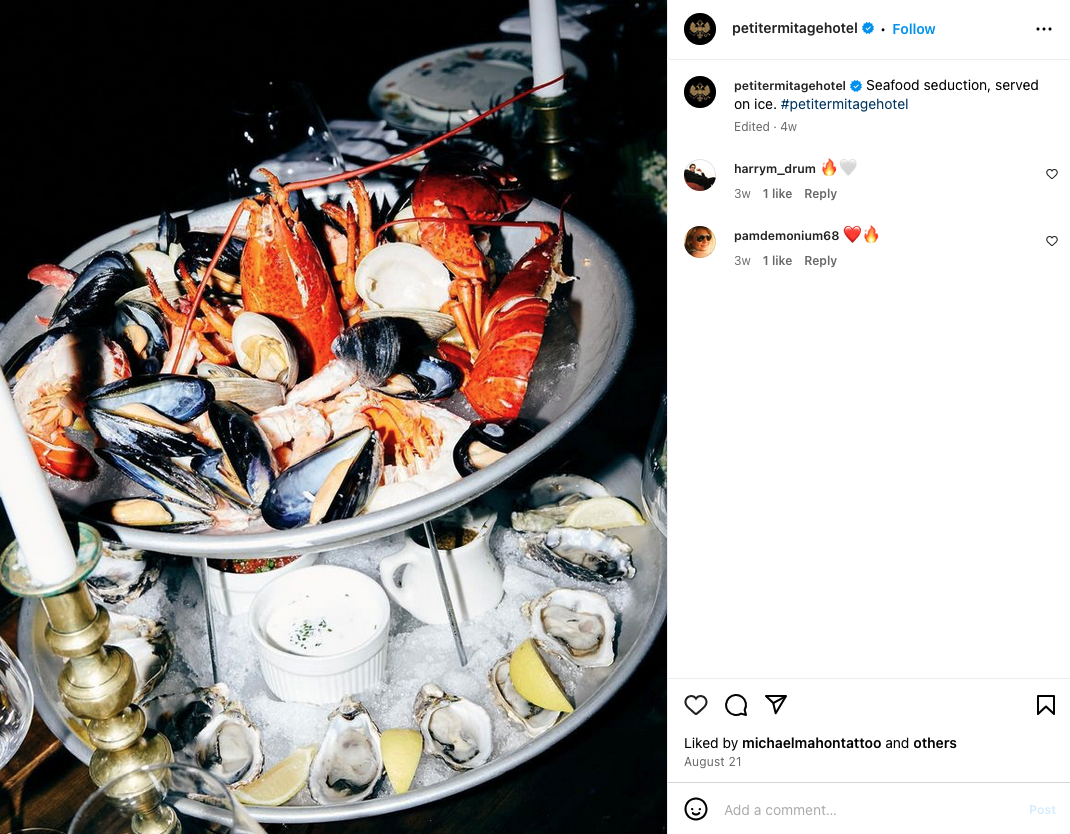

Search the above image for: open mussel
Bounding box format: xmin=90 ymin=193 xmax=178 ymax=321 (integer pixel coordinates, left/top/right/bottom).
xmin=3 ymin=326 xmax=75 ymax=379
xmin=85 ymin=407 xmax=210 ymax=459
xmin=49 ymin=250 xmax=139 ymax=330
xmin=454 ymin=420 xmax=537 ymax=475
xmin=111 ymin=301 xmax=169 ymax=375
xmin=87 ymin=497 xmax=213 ymax=533
xmin=97 ymin=449 xmax=217 ymax=510
xmin=191 ymin=401 xmax=275 ymax=508
xmin=260 ymin=427 xmax=382 ymax=529
xmin=88 ymin=375 xmax=214 ymax=423
xmin=175 ymin=230 xmax=245 ymax=287
xmin=333 ymin=318 xmax=461 ymax=401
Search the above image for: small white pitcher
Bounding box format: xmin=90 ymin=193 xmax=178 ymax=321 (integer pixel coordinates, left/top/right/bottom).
xmin=379 ymin=508 xmax=502 ymax=625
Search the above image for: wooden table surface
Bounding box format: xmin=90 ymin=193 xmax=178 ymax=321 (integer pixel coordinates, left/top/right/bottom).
xmin=0 ymin=592 xmax=666 ymax=833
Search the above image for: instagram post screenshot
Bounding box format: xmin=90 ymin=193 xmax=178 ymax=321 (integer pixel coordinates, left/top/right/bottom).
xmin=0 ymin=7 xmax=668 ymax=834
xmin=669 ymin=0 xmax=1066 ymax=831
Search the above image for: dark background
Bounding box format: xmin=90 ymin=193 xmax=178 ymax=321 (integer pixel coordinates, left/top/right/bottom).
xmin=3 ymin=3 xmax=667 ymax=831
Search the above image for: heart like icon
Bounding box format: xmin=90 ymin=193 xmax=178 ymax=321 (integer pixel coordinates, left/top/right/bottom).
xmin=684 ymin=695 xmax=708 ymax=715
xmin=1047 ymin=236 xmax=1059 ymax=246
xmin=844 ymin=226 xmax=862 ymax=243
xmin=840 ymin=158 xmax=857 ymax=175
xmin=1047 ymin=169 xmax=1058 ymax=179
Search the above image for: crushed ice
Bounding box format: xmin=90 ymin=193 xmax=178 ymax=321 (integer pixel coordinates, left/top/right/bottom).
xmin=114 ymin=507 xmax=636 ymax=805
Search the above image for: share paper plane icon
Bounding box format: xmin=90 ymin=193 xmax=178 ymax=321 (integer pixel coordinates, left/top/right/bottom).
xmin=765 ymin=695 xmax=787 ymax=715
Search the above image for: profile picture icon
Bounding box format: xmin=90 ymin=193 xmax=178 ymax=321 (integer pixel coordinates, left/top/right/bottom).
xmin=685 ymin=226 xmax=716 ymax=258
xmin=684 ymin=76 xmax=716 ymax=108
xmin=684 ymin=13 xmax=716 ymax=44
xmin=684 ymin=159 xmax=716 ymax=191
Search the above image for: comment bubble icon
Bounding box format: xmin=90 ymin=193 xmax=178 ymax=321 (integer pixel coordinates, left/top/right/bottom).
xmin=725 ymin=693 xmax=748 ymax=716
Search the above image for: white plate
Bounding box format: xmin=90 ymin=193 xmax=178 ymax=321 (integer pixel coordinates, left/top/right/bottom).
xmin=370 ymin=42 xmax=587 ymax=134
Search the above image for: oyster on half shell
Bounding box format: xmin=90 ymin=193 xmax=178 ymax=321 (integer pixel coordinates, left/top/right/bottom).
xmin=308 ymin=698 xmax=384 ymax=804
xmin=413 ymin=684 xmax=493 ymax=771
xmin=524 ymin=588 xmax=617 ymax=668
xmin=107 ymin=611 xmax=175 ymax=702
xmin=85 ymin=543 xmax=162 ymax=607
xmin=145 ymin=683 xmax=264 ymax=788
xmin=489 ymin=656 xmax=562 ymax=738
xmin=520 ymin=526 xmax=636 ymax=584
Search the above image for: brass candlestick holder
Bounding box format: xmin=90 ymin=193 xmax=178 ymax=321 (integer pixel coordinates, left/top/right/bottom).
xmin=1 ymin=522 xmax=177 ymax=833
xmin=515 ymin=79 xmax=579 ymax=184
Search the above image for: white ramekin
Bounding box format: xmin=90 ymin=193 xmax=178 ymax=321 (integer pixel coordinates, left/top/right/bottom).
xmin=201 ymin=553 xmax=318 ymax=617
xmin=249 ymin=565 xmax=391 ymax=704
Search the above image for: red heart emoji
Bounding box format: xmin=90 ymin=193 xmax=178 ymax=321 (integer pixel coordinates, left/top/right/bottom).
xmin=844 ymin=226 xmax=861 ymax=243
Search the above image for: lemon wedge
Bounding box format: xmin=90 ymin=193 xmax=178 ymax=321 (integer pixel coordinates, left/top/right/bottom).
xmin=233 ymin=745 xmax=317 ymax=806
xmin=509 ymin=638 xmax=574 ymax=714
xmin=381 ymin=728 xmax=424 ymax=794
xmin=562 ymin=496 xmax=645 ymax=530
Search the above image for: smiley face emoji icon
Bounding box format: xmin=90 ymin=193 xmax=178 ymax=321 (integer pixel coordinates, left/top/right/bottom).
xmin=684 ymin=797 xmax=709 ymax=821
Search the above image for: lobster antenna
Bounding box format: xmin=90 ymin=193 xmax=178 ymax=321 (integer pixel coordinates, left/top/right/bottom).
xmin=282 ymin=73 xmax=569 ymax=192
xmin=170 ymin=73 xmax=568 ymax=372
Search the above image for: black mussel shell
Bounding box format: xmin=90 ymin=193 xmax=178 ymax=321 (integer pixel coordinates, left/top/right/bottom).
xmin=203 ymin=401 xmax=276 ymax=507
xmin=86 ymin=407 xmax=210 ymax=459
xmin=157 ymin=210 xmax=188 ymax=253
xmin=332 ymin=318 xmax=403 ymax=387
xmin=175 ymin=231 xmax=245 ymax=278
xmin=112 ymin=301 xmax=169 ymax=375
xmin=261 ymin=428 xmax=382 ymax=530
xmin=454 ymin=420 xmax=537 ymax=476
xmin=192 ymin=451 xmax=253 ymax=509
xmin=50 ymin=251 xmax=139 ymax=331
xmin=406 ymin=355 xmax=461 ymax=400
xmin=97 ymin=449 xmax=217 ymax=510
xmin=88 ymin=375 xmax=214 ymax=423
xmin=87 ymin=498 xmax=212 ymax=533
xmin=334 ymin=320 xmax=461 ymax=401
xmin=322 ymin=433 xmax=383 ymax=523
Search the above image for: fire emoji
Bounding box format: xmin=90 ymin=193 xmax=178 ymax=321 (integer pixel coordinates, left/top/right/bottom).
xmin=864 ymin=226 xmax=878 ymax=243
xmin=822 ymin=159 xmax=837 ymax=176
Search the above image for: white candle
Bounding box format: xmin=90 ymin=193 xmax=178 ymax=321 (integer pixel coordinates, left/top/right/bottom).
xmin=530 ymin=0 xmax=566 ymax=97
xmin=0 ymin=368 xmax=78 ymax=584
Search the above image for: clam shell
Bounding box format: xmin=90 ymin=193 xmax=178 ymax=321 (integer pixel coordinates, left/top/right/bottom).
xmin=358 ymin=308 xmax=456 ymax=341
xmin=116 ymin=280 xmax=183 ymax=307
xmin=354 ymin=242 xmax=452 ymax=312
xmin=232 ymin=312 xmax=299 ymax=389
xmin=197 ymin=364 xmax=285 ymax=413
